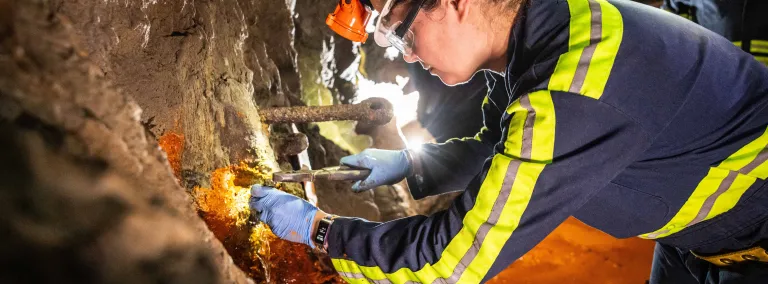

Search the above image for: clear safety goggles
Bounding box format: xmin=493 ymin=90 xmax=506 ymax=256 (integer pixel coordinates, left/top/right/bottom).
xmin=374 ymin=0 xmax=426 ymax=56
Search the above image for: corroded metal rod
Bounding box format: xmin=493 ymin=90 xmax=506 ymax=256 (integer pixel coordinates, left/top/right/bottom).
xmin=260 ymin=97 xmax=394 ymax=125
xmin=272 ymin=166 xmax=371 ymax=182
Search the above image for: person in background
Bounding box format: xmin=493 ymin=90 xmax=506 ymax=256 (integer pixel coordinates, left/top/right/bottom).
xmin=663 ymin=0 xmax=768 ymax=65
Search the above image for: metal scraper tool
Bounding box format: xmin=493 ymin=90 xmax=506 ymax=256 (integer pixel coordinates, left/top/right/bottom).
xmin=272 ymin=166 xmax=371 ymax=182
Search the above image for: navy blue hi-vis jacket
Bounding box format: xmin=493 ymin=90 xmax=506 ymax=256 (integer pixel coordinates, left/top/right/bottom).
xmin=327 ymin=0 xmax=768 ymax=283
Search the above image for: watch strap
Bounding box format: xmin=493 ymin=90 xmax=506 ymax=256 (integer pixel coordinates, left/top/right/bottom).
xmin=313 ymin=214 xmax=336 ymax=249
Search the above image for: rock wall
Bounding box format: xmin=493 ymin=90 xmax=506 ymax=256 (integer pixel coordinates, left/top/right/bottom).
xmin=0 ymin=0 xmax=247 ymax=281
xmin=1 ymin=0 xmax=423 ymax=282
xmin=52 ymin=0 xmax=287 ymax=185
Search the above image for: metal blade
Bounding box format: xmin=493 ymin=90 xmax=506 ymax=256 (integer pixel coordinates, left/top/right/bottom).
xmin=272 ymin=166 xmax=371 ymax=182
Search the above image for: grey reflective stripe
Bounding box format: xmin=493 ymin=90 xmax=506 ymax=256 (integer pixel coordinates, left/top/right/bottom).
xmin=569 ymin=0 xmax=603 ymax=94
xmin=686 ymin=171 xmax=738 ymax=226
xmin=520 ymin=94 xmax=536 ymax=158
xmin=445 ymin=160 xmax=522 ymax=283
xmin=648 ymin=146 xmax=768 ymax=239
xmin=739 ymin=147 xmax=768 ymax=176
xmin=682 ymin=146 xmax=768 ymax=229
xmin=338 ymin=271 xmax=359 ymax=278
xmin=645 ymin=229 xmax=668 ymax=239
xmin=338 ymin=271 xmax=376 ymax=283
xmin=339 ymin=272 xmax=421 ymax=284
xmin=441 ymin=94 xmax=536 ymax=283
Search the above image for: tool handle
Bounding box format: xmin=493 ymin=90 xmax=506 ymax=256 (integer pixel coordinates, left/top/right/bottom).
xmin=271 ymin=166 xmax=371 ymax=182
xmin=319 ymin=168 xmax=371 ymax=181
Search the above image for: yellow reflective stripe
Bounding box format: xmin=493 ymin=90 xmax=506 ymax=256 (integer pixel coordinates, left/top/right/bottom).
xmin=460 ymin=160 xmax=546 ymax=283
xmin=505 ymin=92 xmax=557 ymax=162
xmin=549 ymin=0 xmax=623 ymax=99
xmin=549 ymin=0 xmax=590 ymax=92
xmin=732 ymin=40 xmax=768 ymax=65
xmin=331 ymin=0 xmax=623 ymax=280
xmin=707 ymin=173 xmax=756 ymax=220
xmin=756 ymin=56 xmax=768 ymax=66
xmin=473 ymin=126 xmax=489 ymax=142
xmin=446 ymin=135 xmax=482 ymax=143
xmin=581 ymin=0 xmax=623 ymax=99
xmin=639 ymin=127 xmax=768 ymax=239
xmin=718 ymin=127 xmax=768 ymax=175
xmin=749 ymin=158 xmax=768 ymax=178
xmin=731 ymin=40 xmax=768 ymax=50
xmin=529 ymin=91 xmax=557 ymax=162
xmin=474 ymin=96 xmax=491 ymax=142
xmin=458 ymin=90 xmax=555 ymax=283
xmin=503 ymin=102 xmax=527 ymax=157
xmin=330 ymin=157 xmax=519 ymax=283
xmin=751 ymin=40 xmax=768 ymax=52
xmin=331 ymin=90 xmax=556 ymax=283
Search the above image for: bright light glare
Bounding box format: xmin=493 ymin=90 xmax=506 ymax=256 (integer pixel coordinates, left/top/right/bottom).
xmin=366 ymin=10 xmax=379 ymax=34
xmin=406 ymin=136 xmax=423 ymax=152
xmin=384 ymin=47 xmax=400 ymax=60
xmin=355 ymin=75 xmax=419 ymax=128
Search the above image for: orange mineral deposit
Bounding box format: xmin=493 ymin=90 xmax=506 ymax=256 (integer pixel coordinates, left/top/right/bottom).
xmin=192 ymin=163 xmax=342 ymax=283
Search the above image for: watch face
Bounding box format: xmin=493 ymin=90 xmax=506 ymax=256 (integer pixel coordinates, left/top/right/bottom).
xmin=315 ymin=226 xmax=328 ymax=242
xmin=314 ymin=218 xmax=332 ymax=246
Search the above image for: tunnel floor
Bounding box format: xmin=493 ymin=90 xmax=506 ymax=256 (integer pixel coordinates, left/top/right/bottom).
xmin=489 ymin=217 xmax=655 ymax=284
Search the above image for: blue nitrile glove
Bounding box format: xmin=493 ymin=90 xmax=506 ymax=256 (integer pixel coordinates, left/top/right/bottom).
xmin=339 ymin=148 xmax=411 ymax=192
xmin=249 ymin=185 xmax=318 ymax=248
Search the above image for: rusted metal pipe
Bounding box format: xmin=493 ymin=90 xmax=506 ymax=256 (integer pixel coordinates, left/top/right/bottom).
xmin=259 ymin=97 xmax=394 ymax=125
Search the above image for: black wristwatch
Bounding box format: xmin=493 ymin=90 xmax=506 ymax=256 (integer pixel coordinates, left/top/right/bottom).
xmin=313 ymin=214 xmax=336 ymax=250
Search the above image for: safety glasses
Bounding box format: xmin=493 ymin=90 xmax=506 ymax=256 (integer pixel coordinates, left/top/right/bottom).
xmin=374 ymin=0 xmax=427 ymax=56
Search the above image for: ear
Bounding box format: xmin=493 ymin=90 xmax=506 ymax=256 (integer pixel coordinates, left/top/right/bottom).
xmin=453 ymin=0 xmax=471 ymax=22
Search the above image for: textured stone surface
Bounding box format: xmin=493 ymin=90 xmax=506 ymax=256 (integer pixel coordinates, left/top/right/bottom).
xmin=1 ymin=0 xmax=420 ymax=282
xmin=0 ymin=0 xmax=248 ymax=281
xmin=52 ymin=0 xmax=284 ymax=190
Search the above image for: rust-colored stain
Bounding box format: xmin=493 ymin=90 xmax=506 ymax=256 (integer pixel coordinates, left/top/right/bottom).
xmin=158 ymin=132 xmax=184 ymax=180
xmin=488 ymin=217 xmax=655 ymax=284
xmin=192 ymin=163 xmax=342 ymax=283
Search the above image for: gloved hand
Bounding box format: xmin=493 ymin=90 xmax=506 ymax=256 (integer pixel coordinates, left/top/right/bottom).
xmin=249 ymin=185 xmax=318 ymax=248
xmin=340 ymin=148 xmax=412 ymax=192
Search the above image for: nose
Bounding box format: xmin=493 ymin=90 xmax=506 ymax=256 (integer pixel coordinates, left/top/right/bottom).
xmin=402 ymin=52 xmax=420 ymax=63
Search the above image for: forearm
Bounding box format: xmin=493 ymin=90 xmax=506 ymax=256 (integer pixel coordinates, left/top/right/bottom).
xmin=406 ymin=138 xmax=492 ymax=199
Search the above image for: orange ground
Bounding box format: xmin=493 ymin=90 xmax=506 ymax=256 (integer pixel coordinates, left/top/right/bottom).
xmin=488 ymin=217 xmax=655 ymax=284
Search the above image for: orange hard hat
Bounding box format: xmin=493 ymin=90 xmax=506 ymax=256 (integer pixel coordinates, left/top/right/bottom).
xmin=326 ymin=0 xmax=373 ymax=43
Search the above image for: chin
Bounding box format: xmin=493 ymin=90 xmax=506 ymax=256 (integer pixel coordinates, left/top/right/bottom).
xmin=435 ymin=73 xmax=473 ymax=87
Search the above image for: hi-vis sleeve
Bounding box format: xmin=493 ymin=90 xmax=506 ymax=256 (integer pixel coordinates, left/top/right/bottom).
xmin=327 ymin=90 xmax=652 ymax=283
xmin=406 ymin=72 xmax=509 ymax=199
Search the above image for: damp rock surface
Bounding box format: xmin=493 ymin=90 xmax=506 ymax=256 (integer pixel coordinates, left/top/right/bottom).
xmin=0 ymin=0 xmax=248 ymax=281
xmin=1 ymin=0 xmax=412 ymax=282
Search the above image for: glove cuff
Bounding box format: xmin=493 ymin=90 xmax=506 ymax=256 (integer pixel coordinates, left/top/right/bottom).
xmin=403 ymin=149 xmax=421 ymax=177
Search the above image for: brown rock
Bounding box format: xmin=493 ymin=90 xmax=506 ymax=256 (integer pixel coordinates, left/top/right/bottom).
xmin=0 ymin=0 xmax=248 ymax=281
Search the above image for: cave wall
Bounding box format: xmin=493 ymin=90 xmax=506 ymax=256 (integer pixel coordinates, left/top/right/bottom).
xmin=0 ymin=0 xmax=248 ymax=281
xmin=51 ymin=0 xmax=288 ymax=187
xmin=1 ymin=0 xmax=426 ymax=282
